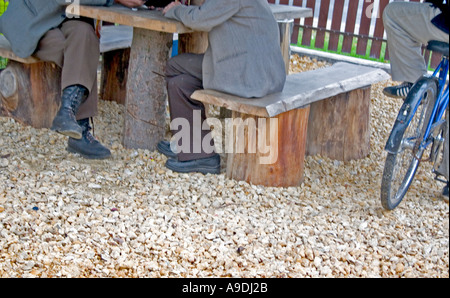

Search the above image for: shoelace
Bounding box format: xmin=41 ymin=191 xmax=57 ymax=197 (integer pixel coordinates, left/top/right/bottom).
xmin=84 ymin=118 xmax=98 ymax=144
xmin=90 ymin=117 xmax=95 ymax=137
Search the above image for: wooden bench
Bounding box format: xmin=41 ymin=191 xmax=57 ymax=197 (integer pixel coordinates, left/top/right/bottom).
xmin=0 ymin=25 xmax=133 ymax=128
xmin=191 ymin=62 xmax=390 ymax=187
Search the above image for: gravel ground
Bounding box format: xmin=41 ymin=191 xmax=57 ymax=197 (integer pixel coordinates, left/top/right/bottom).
xmin=0 ymin=56 xmax=448 ymax=278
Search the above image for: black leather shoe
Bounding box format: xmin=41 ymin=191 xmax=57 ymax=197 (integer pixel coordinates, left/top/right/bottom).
xmin=443 ymin=183 xmax=449 ymax=200
xmin=165 ymin=154 xmax=220 ymax=174
xmin=157 ymin=140 xmax=178 ymax=159
xmin=67 ymin=118 xmax=111 ymax=159
xmin=51 ymin=85 xmax=88 ymax=139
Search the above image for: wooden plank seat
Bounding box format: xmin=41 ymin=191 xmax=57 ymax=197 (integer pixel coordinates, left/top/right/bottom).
xmin=191 ymin=62 xmax=390 ymax=187
xmin=0 ymin=25 xmax=133 ymax=128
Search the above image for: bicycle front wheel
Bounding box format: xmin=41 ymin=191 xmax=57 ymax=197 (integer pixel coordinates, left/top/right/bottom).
xmin=381 ymin=78 xmax=438 ymax=210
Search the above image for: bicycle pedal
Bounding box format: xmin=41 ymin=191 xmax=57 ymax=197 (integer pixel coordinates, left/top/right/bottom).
xmin=434 ymin=174 xmax=447 ymax=184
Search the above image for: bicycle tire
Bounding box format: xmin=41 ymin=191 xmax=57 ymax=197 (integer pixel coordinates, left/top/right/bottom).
xmin=381 ymin=78 xmax=438 ymax=210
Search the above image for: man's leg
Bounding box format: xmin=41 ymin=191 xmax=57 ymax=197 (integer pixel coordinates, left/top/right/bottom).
xmin=34 ymin=26 xmax=85 ymax=139
xmin=437 ymin=109 xmax=449 ymax=199
xmin=59 ymin=19 xmax=100 ymax=120
xmin=161 ymin=53 xmax=220 ymax=174
xmin=34 ymin=20 xmax=110 ymax=159
xmin=383 ymin=2 xmax=448 ymax=97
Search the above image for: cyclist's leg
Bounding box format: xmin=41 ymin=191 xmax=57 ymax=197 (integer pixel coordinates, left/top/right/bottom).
xmin=383 ymin=2 xmax=448 ymax=84
xmin=441 ymin=111 xmax=449 ymax=181
xmin=437 ymin=110 xmax=449 ymax=193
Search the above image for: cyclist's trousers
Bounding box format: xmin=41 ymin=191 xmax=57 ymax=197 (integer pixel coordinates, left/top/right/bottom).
xmin=383 ymin=2 xmax=449 ymax=83
xmin=437 ymin=110 xmax=449 ymax=182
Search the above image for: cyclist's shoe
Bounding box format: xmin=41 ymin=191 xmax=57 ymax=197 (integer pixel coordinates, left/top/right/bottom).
xmin=442 ymin=182 xmax=449 ymax=201
xmin=383 ymin=82 xmax=413 ymax=99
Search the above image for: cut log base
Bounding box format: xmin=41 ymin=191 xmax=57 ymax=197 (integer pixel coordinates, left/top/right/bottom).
xmin=0 ymin=61 xmax=61 ymax=128
xmin=306 ymin=87 xmax=371 ymax=161
xmin=226 ymin=107 xmax=310 ymax=187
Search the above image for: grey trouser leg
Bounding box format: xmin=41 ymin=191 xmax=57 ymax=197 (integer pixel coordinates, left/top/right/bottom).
xmin=34 ymin=19 xmax=100 ymax=120
xmin=383 ymin=2 xmax=448 ymax=83
xmin=437 ymin=110 xmax=449 ymax=182
xmin=165 ymin=53 xmax=216 ymax=162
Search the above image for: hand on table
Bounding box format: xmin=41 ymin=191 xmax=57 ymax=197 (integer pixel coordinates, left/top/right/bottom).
xmin=162 ymin=1 xmax=182 ymax=15
xmin=115 ymin=0 xmax=146 ymax=8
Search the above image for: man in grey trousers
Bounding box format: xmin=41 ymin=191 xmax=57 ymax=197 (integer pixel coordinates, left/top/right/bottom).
xmin=383 ymin=0 xmax=449 ymax=198
xmin=157 ymin=0 xmax=286 ymax=174
xmin=0 ymin=0 xmax=145 ymax=159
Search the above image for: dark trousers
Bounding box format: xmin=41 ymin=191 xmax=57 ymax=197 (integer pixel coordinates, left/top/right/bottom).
xmin=165 ymin=53 xmax=216 ymax=161
xmin=33 ymin=19 xmax=99 ymax=120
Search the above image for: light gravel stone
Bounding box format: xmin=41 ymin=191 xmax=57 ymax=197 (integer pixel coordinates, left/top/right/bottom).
xmin=0 ymin=55 xmax=448 ymax=278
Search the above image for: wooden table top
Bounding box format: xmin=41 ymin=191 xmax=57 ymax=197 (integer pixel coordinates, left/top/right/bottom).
xmin=270 ymin=4 xmax=312 ymax=20
xmin=66 ymin=3 xmax=312 ymax=34
xmin=66 ymin=4 xmax=191 ymax=33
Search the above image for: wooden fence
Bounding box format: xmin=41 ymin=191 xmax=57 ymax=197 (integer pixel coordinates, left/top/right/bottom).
xmin=268 ymin=0 xmax=442 ymax=69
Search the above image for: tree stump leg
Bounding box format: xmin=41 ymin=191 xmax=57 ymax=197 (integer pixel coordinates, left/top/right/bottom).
xmin=0 ymin=61 xmax=61 ymax=128
xmin=226 ymin=107 xmax=310 ymax=187
xmin=306 ymin=87 xmax=371 ymax=161
xmin=100 ymin=48 xmax=130 ymax=105
xmin=123 ymin=28 xmax=172 ymax=150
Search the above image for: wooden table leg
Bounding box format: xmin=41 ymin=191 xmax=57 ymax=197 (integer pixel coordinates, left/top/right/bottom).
xmin=278 ymin=19 xmax=294 ymax=74
xmin=100 ymin=48 xmax=130 ymax=105
xmin=123 ymin=28 xmax=173 ymax=150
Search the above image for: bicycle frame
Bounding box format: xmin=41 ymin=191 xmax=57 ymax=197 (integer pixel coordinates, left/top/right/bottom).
xmin=385 ymin=55 xmax=449 ymax=155
xmin=419 ymin=56 xmax=449 ymax=153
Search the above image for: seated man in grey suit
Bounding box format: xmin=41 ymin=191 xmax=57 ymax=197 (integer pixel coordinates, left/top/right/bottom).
xmin=0 ymin=0 xmax=145 ymax=159
xmin=158 ymin=0 xmax=286 ymax=174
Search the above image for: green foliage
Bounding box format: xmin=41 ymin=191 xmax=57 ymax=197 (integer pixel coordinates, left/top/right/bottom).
xmin=0 ymin=0 xmax=8 ymax=68
xmin=0 ymin=0 xmax=8 ymax=16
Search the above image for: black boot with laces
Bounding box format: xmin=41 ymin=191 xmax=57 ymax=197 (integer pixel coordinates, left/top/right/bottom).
xmin=67 ymin=118 xmax=111 ymax=159
xmin=51 ymin=85 xmax=88 ymax=139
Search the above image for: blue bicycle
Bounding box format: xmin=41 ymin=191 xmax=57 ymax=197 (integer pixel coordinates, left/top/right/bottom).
xmin=381 ymin=40 xmax=449 ymax=210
